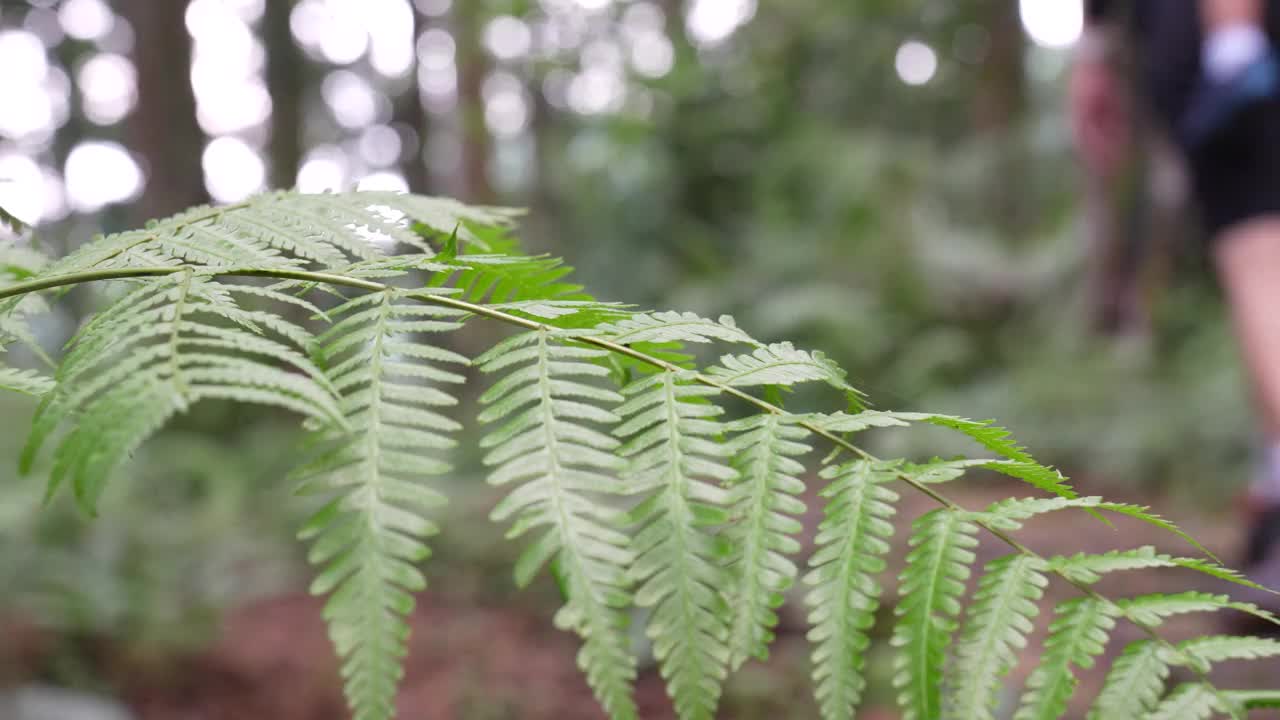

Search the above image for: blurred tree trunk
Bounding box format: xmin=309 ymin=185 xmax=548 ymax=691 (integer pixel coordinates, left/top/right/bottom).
xmin=394 ymin=8 xmax=430 ymax=193
xmin=265 ymin=0 xmax=303 ymax=190
xmin=453 ymin=0 xmax=492 ymax=201
xmin=972 ymin=2 xmax=1027 ymax=133
xmin=118 ymin=0 xmax=207 ymax=219
xmin=973 ymin=1 xmax=1029 ymax=243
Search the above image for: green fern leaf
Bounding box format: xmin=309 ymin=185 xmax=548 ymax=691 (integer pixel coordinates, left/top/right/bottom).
xmin=594 ymin=311 xmax=758 ymax=347
xmin=723 ymin=413 xmax=811 ymax=669
xmin=947 ymin=553 xmax=1048 ymax=720
xmin=900 ymin=458 xmax=991 ymax=485
xmin=1118 ymin=591 xmax=1278 ymax=629
xmin=892 ymin=508 xmax=980 ymax=720
xmin=1088 ymin=640 xmax=1169 ymax=719
xmin=0 ymin=365 xmax=53 ymax=396
xmin=1172 ymin=635 xmax=1280 ymax=673
xmin=803 ymin=458 xmax=900 ymax=720
xmin=24 ymin=273 xmax=342 ymax=512
xmin=1013 ymin=597 xmax=1118 ymax=720
xmin=981 ymin=460 xmax=1079 ymax=500
xmin=1169 ymin=557 xmax=1269 ymax=590
xmin=297 ymin=287 xmax=469 ymax=720
xmin=806 ymin=409 xmax=930 ymax=433
xmin=429 ymin=253 xmax=586 ymax=303
xmin=707 ymin=342 xmax=857 ymax=396
xmin=977 ymin=496 xmax=1103 ymax=530
xmin=39 ymin=192 xmax=511 ymax=278
xmin=1221 ymin=689 xmax=1280 ymax=709
xmin=1049 ymin=546 xmax=1175 ymax=584
xmin=1 ymin=242 xmax=47 ymax=280
xmin=354 ymin=190 xmax=520 ymax=248
xmin=476 ymin=329 xmax=638 ymax=720
xmin=1148 ymin=683 xmax=1222 ymax=720
xmin=923 ymin=415 xmax=1034 ymax=463
xmin=614 ymin=370 xmax=736 ymax=720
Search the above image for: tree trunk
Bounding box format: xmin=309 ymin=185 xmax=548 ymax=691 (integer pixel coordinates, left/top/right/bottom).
xmin=394 ymin=8 xmax=430 ymax=193
xmin=453 ymin=0 xmax=493 ymax=202
xmin=265 ymin=0 xmax=304 ymax=190
xmin=970 ymin=2 xmax=1030 ymax=245
xmin=117 ymin=0 xmax=207 ymax=219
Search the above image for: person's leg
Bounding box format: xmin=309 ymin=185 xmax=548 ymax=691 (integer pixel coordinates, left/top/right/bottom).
xmin=1214 ymin=218 xmax=1280 ymax=448
xmin=1202 ymin=0 xmax=1263 ymax=30
xmin=1212 ymin=219 xmax=1280 ymax=599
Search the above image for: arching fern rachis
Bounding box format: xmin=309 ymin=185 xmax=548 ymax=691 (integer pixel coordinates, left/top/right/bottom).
xmin=2 ymin=191 xmax=1280 ymax=720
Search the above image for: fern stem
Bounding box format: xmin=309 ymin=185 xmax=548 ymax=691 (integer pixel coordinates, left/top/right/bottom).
xmin=165 ymin=269 xmax=194 ymax=394
xmin=0 ymin=262 xmax=1241 ymax=709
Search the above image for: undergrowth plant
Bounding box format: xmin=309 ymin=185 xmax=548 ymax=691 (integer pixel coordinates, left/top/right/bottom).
xmin=2 ymin=191 xmax=1279 ymax=720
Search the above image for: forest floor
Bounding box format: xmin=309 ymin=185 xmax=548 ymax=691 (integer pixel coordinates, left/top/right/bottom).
xmin=7 ymin=480 xmax=1280 ymax=720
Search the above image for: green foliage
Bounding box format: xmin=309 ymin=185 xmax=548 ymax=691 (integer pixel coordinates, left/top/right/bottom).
xmin=476 ymin=329 xmax=637 ymax=718
xmin=948 ymin=553 xmax=1048 ymax=720
xmin=2 ymin=191 xmax=1279 ymax=720
xmin=892 ymin=508 xmax=980 ymax=720
xmin=804 ymin=458 xmax=898 ymax=720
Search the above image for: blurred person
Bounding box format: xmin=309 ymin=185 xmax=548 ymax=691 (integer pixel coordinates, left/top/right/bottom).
xmin=1072 ymin=0 xmax=1280 ymax=600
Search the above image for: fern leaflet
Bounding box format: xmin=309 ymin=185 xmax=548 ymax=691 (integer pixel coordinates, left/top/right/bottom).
xmin=1088 ymin=640 xmax=1169 ymax=719
xmin=24 ymin=272 xmax=343 ymax=511
xmin=295 ymin=287 xmax=468 ymax=720
xmin=723 ymin=413 xmax=811 ymax=669
xmin=1013 ymin=597 xmax=1118 ymax=720
xmin=1148 ymin=683 xmax=1222 ymax=720
xmin=946 ymin=553 xmax=1048 ymax=720
xmin=0 ymin=365 xmax=52 ymax=396
xmin=614 ymin=370 xmax=735 ymax=720
xmin=804 ymin=459 xmax=900 ymax=720
xmin=476 ymin=329 xmax=638 ymax=719
xmin=892 ymin=508 xmax=980 ymax=720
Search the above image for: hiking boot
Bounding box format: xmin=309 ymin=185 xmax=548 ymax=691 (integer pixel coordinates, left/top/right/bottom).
xmin=1223 ymin=504 xmax=1280 ymax=635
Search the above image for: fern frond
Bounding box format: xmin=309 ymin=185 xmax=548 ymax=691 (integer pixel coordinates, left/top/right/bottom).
xmin=1088 ymin=640 xmax=1169 ymax=720
xmin=1173 ymin=635 xmax=1280 ymax=673
xmin=614 ymin=370 xmax=736 ymax=720
xmin=892 ymin=508 xmax=980 ymax=720
xmin=982 ymin=460 xmax=1079 ymax=500
xmin=1118 ymin=591 xmax=1278 ymax=629
xmin=899 ymin=458 xmax=991 ymax=485
xmin=594 ymin=311 xmax=758 ymax=346
xmin=354 ymin=190 xmax=520 ymax=248
xmin=977 ymin=496 xmax=1103 ymax=530
xmin=707 ymin=342 xmax=856 ymax=397
xmin=1049 ymin=546 xmax=1175 ymax=584
xmin=40 ymin=192 xmax=508 ymax=278
xmin=1095 ymin=502 xmax=1218 ymax=562
xmin=1013 ymin=597 xmax=1118 ymax=720
xmin=723 ymin=413 xmax=811 ymax=669
xmin=0 ymin=365 xmax=53 ymax=396
xmin=1 ymin=242 xmax=47 ymax=280
xmin=296 ymin=287 xmax=469 ymax=720
xmin=23 ymin=272 xmax=342 ymax=511
xmin=809 ymin=411 xmax=1079 ymax=499
xmin=803 ymin=458 xmax=900 ymax=720
xmin=430 ymin=253 xmax=586 ymax=303
xmin=476 ymin=329 xmax=638 ymax=719
xmin=1148 ymin=683 xmax=1222 ymax=720
xmin=807 ymin=409 xmax=929 ymax=433
xmin=923 ymin=415 xmax=1034 ymax=463
xmin=947 ymin=553 xmax=1048 ymax=720
xmin=1221 ymin=689 xmax=1280 ymax=709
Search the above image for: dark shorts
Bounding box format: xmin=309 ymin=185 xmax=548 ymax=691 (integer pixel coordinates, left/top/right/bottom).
xmin=1133 ymin=0 xmax=1280 ymax=234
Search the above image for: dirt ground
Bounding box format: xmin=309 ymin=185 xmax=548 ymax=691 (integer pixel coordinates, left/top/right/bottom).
xmin=6 ymin=481 xmax=1280 ymax=720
